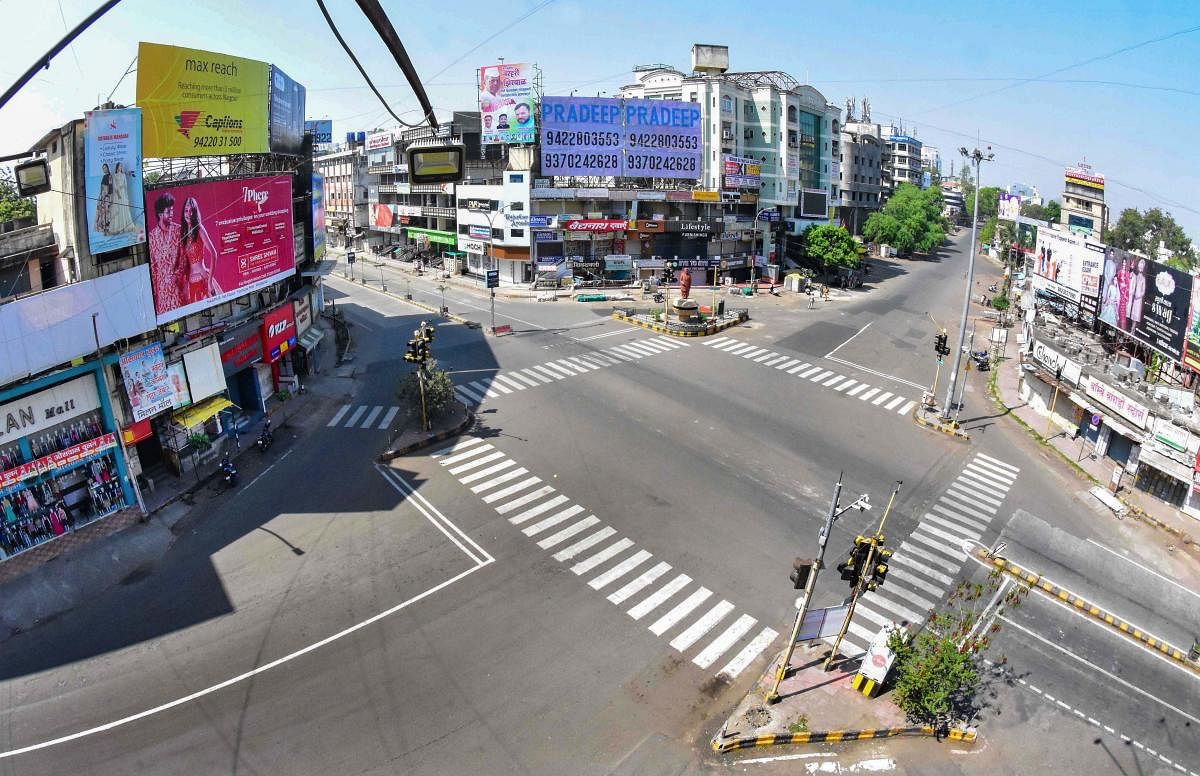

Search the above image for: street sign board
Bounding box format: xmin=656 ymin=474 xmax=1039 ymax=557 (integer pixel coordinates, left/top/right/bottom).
xmin=858 ymin=624 xmax=898 ymax=683
xmin=485 ymin=269 xmax=500 ymax=289
xmin=347 ymin=251 xmax=356 ymax=264
xmin=795 ymin=604 xmax=850 ymax=642
xmin=758 ymin=209 xmax=780 ymax=222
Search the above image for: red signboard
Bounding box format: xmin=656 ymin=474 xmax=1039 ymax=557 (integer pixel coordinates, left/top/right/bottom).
xmin=563 ymin=219 xmax=628 ymax=232
xmin=260 ymin=305 xmax=298 ymax=363
xmin=374 ymin=203 xmax=393 ymax=228
xmin=145 ymin=175 xmax=296 ymax=325
xmin=0 ymin=433 xmax=117 ymax=490
xmin=122 ymin=418 xmax=153 ymax=445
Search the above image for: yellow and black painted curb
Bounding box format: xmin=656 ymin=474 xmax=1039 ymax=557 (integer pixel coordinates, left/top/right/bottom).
xmin=377 ymin=405 xmax=476 ymax=463
xmin=979 ymin=550 xmax=1200 ymax=675
xmin=611 ymin=311 xmax=749 ymax=337
xmin=851 ymin=673 xmax=881 ymax=697
xmin=912 ymin=407 xmax=971 ymax=441
xmin=711 ymin=725 xmax=976 ymax=753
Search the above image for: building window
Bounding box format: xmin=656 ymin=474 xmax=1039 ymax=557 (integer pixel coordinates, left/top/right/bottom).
xmin=509 ymin=173 xmax=524 ymax=183
xmin=510 ymin=229 xmax=525 ymax=238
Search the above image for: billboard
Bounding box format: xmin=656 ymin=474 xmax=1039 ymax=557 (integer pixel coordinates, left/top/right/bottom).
xmin=365 ymin=131 xmax=393 ymax=151
xmin=1065 ymin=167 xmax=1104 ymax=192
xmin=800 ymin=189 xmax=828 ymax=219
xmin=135 ymin=42 xmax=270 ymax=157
xmin=998 ymin=192 xmax=1020 ymax=221
xmin=479 ymin=62 xmax=535 ymax=145
xmin=144 ymin=175 xmax=296 ymax=324
xmin=1098 ymin=246 xmax=1192 ymax=361
xmin=268 ymin=65 xmax=306 ymax=155
xmin=305 ymin=119 xmax=333 ymax=149
xmin=83 ymin=108 xmax=146 ymax=255
xmin=539 ymin=96 xmax=701 ymax=180
xmin=722 ymin=155 xmax=761 ymax=189
xmin=1185 ymin=282 xmax=1200 ymax=372
xmin=312 ymin=173 xmax=326 ymax=261
xmin=1032 ymin=228 xmax=1101 ymax=305
xmin=119 ymin=342 xmax=173 ymax=422
xmin=1016 ymin=221 xmax=1038 ymax=255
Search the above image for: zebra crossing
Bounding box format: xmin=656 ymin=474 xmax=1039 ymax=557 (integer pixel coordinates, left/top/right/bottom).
xmin=326 ymin=404 xmax=401 ymax=430
xmin=452 ymin=336 xmax=690 ymax=407
xmin=700 ymin=337 xmax=918 ymax=417
xmin=431 ymin=436 xmax=780 ymax=680
xmin=826 ymin=452 xmax=1020 ymax=658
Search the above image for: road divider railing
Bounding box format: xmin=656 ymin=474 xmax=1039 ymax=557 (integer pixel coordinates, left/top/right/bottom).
xmin=975 ymin=548 xmax=1200 ymax=675
xmin=711 ymin=725 xmax=976 ymax=753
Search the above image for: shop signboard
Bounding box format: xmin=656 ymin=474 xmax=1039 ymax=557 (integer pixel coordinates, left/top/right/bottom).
xmin=166 ymin=361 xmax=191 ymax=409
xmin=671 ymin=220 xmax=715 ymax=237
xmin=0 ymin=374 xmax=101 ymax=445
xmin=1084 ymin=375 xmax=1149 ymax=429
xmin=145 ymin=175 xmax=296 ymax=324
xmin=722 ymin=154 xmax=762 ymax=189
xmin=136 ymin=42 xmax=270 ymax=157
xmin=468 ymin=224 xmax=492 ymax=240
xmin=1098 ymin=247 xmax=1192 ymax=362
xmin=365 ymin=131 xmax=393 ymax=151
xmin=539 ymin=96 xmax=701 ymax=179
xmin=1152 ymin=416 xmax=1191 ymax=453
xmin=1031 ymin=339 xmax=1081 ymax=385
xmin=0 ymin=433 xmax=118 ymax=491
xmin=83 ymin=107 xmax=147 ymax=254
xmin=528 ymin=215 xmax=553 ymax=228
xmin=533 ymin=231 xmax=558 ymax=242
xmin=119 ymin=343 xmax=173 ymax=422
xmin=220 ymin=324 xmax=265 ymax=377
xmin=603 ymin=255 xmax=633 ymax=271
xmin=261 ymin=305 xmax=298 ymax=362
xmin=563 ymin=219 xmax=628 ymax=232
xmin=458 ymin=237 xmax=487 ymax=254
xmin=479 ymin=62 xmax=535 ymax=145
xmin=268 ymin=65 xmax=306 ymax=155
xmin=997 ymin=192 xmax=1020 ymax=221
xmin=395 ymin=204 xmax=423 ymax=217
xmin=293 ymin=294 xmax=312 ymax=335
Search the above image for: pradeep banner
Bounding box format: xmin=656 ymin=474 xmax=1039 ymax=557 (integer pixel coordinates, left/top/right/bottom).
xmin=136 ymin=42 xmax=270 ymax=157
xmin=144 ymin=175 xmax=296 ymax=324
xmin=1098 ymin=246 xmax=1192 ymax=361
xmin=479 ymin=62 xmax=535 ymax=145
xmin=83 ymin=108 xmax=147 ymax=255
xmin=119 ymin=342 xmax=173 ymax=422
xmin=268 ymin=65 xmax=306 ymax=155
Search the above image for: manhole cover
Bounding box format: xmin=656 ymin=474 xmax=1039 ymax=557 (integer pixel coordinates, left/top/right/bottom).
xmin=743 ymin=705 xmax=772 ymax=728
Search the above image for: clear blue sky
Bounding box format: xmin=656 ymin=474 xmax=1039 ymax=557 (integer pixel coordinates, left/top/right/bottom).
xmin=4 ymin=0 xmax=1198 ymax=241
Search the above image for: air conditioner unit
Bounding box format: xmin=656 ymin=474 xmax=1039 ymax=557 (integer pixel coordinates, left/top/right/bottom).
xmin=722 ymin=130 xmax=734 ymax=140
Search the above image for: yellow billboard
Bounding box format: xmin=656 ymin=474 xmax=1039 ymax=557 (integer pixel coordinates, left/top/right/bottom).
xmin=136 ymin=42 xmax=269 ymax=157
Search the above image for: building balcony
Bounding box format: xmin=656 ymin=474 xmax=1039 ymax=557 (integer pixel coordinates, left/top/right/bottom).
xmin=0 ymin=222 xmax=55 ymax=265
xmin=367 ymin=163 xmax=393 ymax=174
xmin=379 ymin=184 xmax=397 ymax=194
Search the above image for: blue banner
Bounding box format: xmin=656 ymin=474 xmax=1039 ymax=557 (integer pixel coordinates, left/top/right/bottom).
xmin=83 ymin=108 xmax=146 ymax=255
xmin=305 ymin=119 xmax=333 ymax=147
xmin=269 ymin=65 xmax=306 ymax=155
xmin=539 ymin=96 xmax=702 ymax=180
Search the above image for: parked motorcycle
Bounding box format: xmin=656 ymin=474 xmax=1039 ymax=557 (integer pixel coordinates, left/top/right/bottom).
xmin=987 ymin=283 xmax=999 ymax=293
xmin=652 ymin=292 xmax=665 ymax=303
xmin=972 ymin=350 xmax=991 ymax=371
xmin=220 ymin=454 xmax=239 ymax=488
xmin=256 ymin=418 xmax=274 ymax=453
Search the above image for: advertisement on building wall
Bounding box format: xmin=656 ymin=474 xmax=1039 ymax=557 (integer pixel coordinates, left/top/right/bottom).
xmin=268 ymin=65 xmax=306 ymax=155
xmin=373 ymin=203 xmax=394 ymax=228
xmin=0 ymin=374 xmax=100 ymax=445
xmin=261 ymin=304 xmax=297 ymax=363
xmin=1098 ymin=246 xmax=1192 ymax=361
xmin=800 ymin=189 xmax=828 ymax=219
xmin=119 ymin=343 xmax=173 ymax=422
xmin=305 ymin=119 xmax=333 ymax=149
xmin=1032 ymin=228 xmax=1101 ymax=305
xmin=1015 ymin=221 xmax=1038 ymax=256
xmin=1084 ymin=375 xmax=1149 ymax=429
xmin=539 ymin=96 xmax=701 ymax=179
xmin=83 ymin=108 xmax=147 ymax=255
xmin=145 ymin=175 xmax=296 ymax=324
xmin=166 ymin=361 xmax=191 ymax=409
xmin=479 ymin=62 xmax=535 ymax=145
xmin=563 ymin=219 xmax=628 ymax=233
xmin=136 ymin=42 xmax=270 ymax=157
xmin=1065 ymin=167 xmax=1104 ymax=192
xmin=1182 ymin=282 xmax=1200 ymax=372
xmin=365 ymin=131 xmax=393 ymax=151
xmin=998 ymin=192 xmax=1020 ymax=221
xmin=722 ymin=155 xmax=761 ymax=189
xmin=311 ymin=173 xmax=326 ymax=261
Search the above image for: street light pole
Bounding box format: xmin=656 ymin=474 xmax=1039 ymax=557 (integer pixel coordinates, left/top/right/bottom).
xmin=941 ymin=145 xmax=993 ymax=421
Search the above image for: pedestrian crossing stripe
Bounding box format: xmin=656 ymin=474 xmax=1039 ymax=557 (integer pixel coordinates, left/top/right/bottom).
xmin=822 ymin=454 xmax=1020 ymax=659
xmin=327 ymin=403 xmax=403 ymax=429
xmin=429 ymin=437 xmax=780 ymax=680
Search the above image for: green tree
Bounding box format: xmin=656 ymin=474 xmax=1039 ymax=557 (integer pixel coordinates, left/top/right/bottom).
xmin=973 ymin=187 xmax=1003 ymax=222
xmin=803 ymin=224 xmax=858 ymax=276
xmin=887 ymin=572 xmax=1026 ymax=725
xmin=0 ymin=179 xmax=35 ymax=223
xmin=396 ymin=359 xmax=455 ymax=424
xmin=1019 ymin=202 xmax=1048 ymax=221
xmin=978 ymin=217 xmax=998 ymax=247
xmin=1105 ymin=207 xmax=1196 ymax=267
xmin=863 ymin=183 xmax=946 ymax=254
xmin=1044 ymin=200 xmax=1061 ymax=222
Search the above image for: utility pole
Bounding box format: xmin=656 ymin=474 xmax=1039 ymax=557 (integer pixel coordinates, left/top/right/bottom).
xmin=824 ymin=481 xmax=901 ymax=671
xmin=941 ymin=143 xmax=993 ymax=422
xmin=1044 ymin=365 xmax=1063 ymax=438
xmin=765 ymin=475 xmax=871 ymax=704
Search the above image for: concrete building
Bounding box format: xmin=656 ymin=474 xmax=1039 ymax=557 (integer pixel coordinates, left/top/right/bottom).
xmin=885 ymin=130 xmax=923 ymax=193
xmin=940 ymin=180 xmax=966 ymax=222
xmin=314 ymin=136 xmax=375 ymax=251
xmin=1060 ymin=164 xmax=1107 ymax=237
xmin=1008 ymin=182 xmax=1043 ymax=207
xmin=920 ymin=145 xmax=941 ymax=187
xmin=837 ymin=97 xmax=883 ymax=235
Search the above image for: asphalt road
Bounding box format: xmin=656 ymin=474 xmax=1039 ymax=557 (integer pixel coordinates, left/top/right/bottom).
xmin=0 ymin=238 xmax=1195 ymax=775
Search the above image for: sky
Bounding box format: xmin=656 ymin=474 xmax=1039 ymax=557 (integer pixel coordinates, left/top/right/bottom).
xmin=3 ymin=0 xmax=1198 ymax=241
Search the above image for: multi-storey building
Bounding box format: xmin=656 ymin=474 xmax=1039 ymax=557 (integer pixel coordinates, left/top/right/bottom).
xmin=837 ymin=97 xmax=883 ymax=235
xmin=314 ymin=134 xmax=375 ymax=250
xmin=1008 ymin=182 xmax=1043 ymax=207
xmin=885 ymin=131 xmax=923 ymax=193
xmin=1059 ymin=164 xmax=1106 ymax=237
xmin=920 ymin=145 xmax=941 ymax=187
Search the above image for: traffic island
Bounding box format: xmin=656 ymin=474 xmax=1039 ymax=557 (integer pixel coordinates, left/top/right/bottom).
xmin=378 ymin=400 xmax=475 ymax=462
xmin=710 ymin=642 xmax=976 ymax=755
xmin=913 ymin=403 xmax=971 ymax=441
xmin=611 ymin=306 xmax=748 ymax=337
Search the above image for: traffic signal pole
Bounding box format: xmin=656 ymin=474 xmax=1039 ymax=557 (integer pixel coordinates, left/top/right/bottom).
xmin=823 ymin=482 xmax=902 ymax=672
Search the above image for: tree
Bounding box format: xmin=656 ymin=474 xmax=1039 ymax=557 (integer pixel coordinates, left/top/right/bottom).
xmin=1105 ymin=207 xmax=1197 ymax=268
xmin=887 ymin=571 xmax=1026 ymax=725
xmin=1020 ymin=202 xmax=1048 ymax=221
xmin=803 ymin=224 xmax=858 ymax=276
xmin=973 ymin=187 xmax=1003 ymax=222
xmin=396 ymin=359 xmax=455 ymax=424
xmin=0 ymin=179 xmax=35 ymax=223
xmin=1044 ymin=200 xmax=1061 ymax=223
xmin=978 ymin=217 xmax=998 ymax=247
xmin=863 ymin=183 xmax=946 ymax=255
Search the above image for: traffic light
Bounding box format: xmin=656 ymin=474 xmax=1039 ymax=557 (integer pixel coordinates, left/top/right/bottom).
xmin=934 ymin=330 xmax=949 ymax=356
xmin=866 ymin=546 xmax=892 ymax=591
xmin=404 ymin=340 xmax=419 ymax=363
xmin=789 ymin=557 xmax=814 ymax=589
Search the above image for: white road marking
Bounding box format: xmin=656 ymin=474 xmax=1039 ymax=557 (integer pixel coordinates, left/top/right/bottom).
xmin=326 ymin=404 xmax=351 ymax=427
xmin=607 ymin=561 xmax=672 ymax=604
xmin=897 ymin=400 xmax=916 ymax=415
xmin=764 ymin=356 xmax=788 ymax=367
xmin=823 ymin=373 xmax=845 ymax=386
xmin=798 ymin=366 xmax=823 ymax=378
xmin=457 ymin=459 xmax=515 ymax=485
xmin=378 ymin=407 xmax=399 ymax=429
xmin=693 ymin=614 xmax=757 ymax=669
xmin=776 ymin=359 xmax=801 ymax=370
xmin=628 ymin=574 xmax=692 ymax=620
xmin=507 ymin=494 xmax=571 ymax=526
xmin=345 ymin=405 xmax=368 ymax=427
xmin=899 ymin=540 xmax=960 ymax=573
xmin=448 ymin=451 xmax=506 ymax=476
xmin=552 ymin=527 xmax=617 ymax=562
xmin=975 ymin=452 xmax=1020 ymax=474
xmin=834 ymin=379 xmax=857 ymax=392
xmin=536 ymin=515 xmax=600 ymax=549
xmin=487 ymin=380 xmax=514 ymax=395
xmin=846 ymin=384 xmax=868 ymax=397
xmin=522 ymin=505 xmax=586 ymax=536
xmin=573 ymin=327 xmax=638 ymax=341
xmin=649 ymin=588 xmax=713 ymax=636
xmin=571 ymin=537 xmax=635 ymax=575
xmin=1086 ymin=539 xmax=1200 ymax=602
xmin=825 ymin=354 xmax=926 ymax=390
xmin=810 ymin=369 xmax=834 ymax=382
xmin=493 ymin=374 xmax=529 ymax=391
xmin=947 ymin=484 xmax=1002 ymax=508
xmin=858 ymin=388 xmax=879 ymax=401
xmin=718 ymin=627 xmax=778 ymax=678
xmin=481 ymin=476 xmax=542 ymax=504
xmin=520 ymin=367 xmax=552 ymax=384
xmin=931 ymin=502 xmax=992 ymax=529
xmin=884 ymin=395 xmax=905 ymax=411
xmin=471 ymin=467 xmax=529 ymax=494
xmin=439 ymin=443 xmax=495 ymax=466
xmin=871 ymin=391 xmax=894 ymax=406
xmin=432 ymin=436 xmax=482 ymax=457
xmin=921 ymin=513 xmax=982 ymax=541
xmin=496 ymin=488 xmax=560 ymax=517
xmin=670 ymin=600 xmax=734 ymax=651
xmin=787 ymin=362 xmax=812 ymax=374
xmin=588 ymin=549 xmax=653 ymax=590
xmin=892 ymin=552 xmax=957 ymax=585
xmin=825 ymin=321 xmax=872 ymax=358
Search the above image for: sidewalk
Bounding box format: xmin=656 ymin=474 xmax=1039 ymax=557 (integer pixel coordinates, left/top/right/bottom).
xmin=990 ymin=342 xmax=1199 ymax=557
